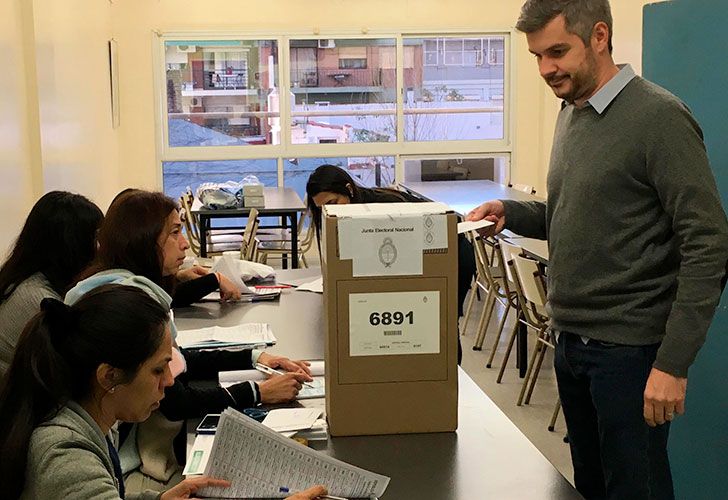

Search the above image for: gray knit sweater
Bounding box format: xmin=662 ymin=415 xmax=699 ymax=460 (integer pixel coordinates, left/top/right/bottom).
xmin=0 ymin=273 xmax=58 ymax=376
xmin=21 ymin=401 xmax=159 ymax=499
xmin=503 ymin=76 xmax=728 ymax=377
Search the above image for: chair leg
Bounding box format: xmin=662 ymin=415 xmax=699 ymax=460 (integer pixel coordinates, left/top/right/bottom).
xmin=461 ymin=278 xmax=479 ymax=334
xmin=471 ymin=292 xmax=491 ymax=350
xmin=548 ymin=399 xmax=561 ymax=432
xmin=496 ymin=319 xmax=520 ymax=383
xmin=486 ymin=302 xmax=510 ymax=368
xmin=517 ymin=330 xmax=544 ymax=406
xmin=473 ymin=292 xmax=496 ymax=350
xmin=524 ymin=337 xmax=549 ymax=405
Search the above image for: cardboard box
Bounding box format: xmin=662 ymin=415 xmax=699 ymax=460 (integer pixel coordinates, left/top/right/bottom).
xmin=243 ymin=195 xmax=265 ymax=208
xmin=243 ymin=183 xmax=264 ymax=197
xmin=322 ymin=202 xmax=459 ymax=436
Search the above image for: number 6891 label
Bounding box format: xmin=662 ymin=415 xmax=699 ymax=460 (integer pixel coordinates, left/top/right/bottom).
xmin=349 ymin=291 xmax=440 ymax=357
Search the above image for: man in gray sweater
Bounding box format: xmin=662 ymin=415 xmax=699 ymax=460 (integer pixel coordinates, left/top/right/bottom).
xmin=467 ymin=1 xmax=728 ymax=499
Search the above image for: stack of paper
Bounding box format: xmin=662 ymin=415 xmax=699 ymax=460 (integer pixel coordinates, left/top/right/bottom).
xmin=219 ymin=361 xmax=325 ymax=400
xmin=177 ymin=323 xmax=276 ymax=350
xmin=198 ymin=408 xmax=390 ymax=499
xmin=261 ymin=408 xmax=322 ymax=433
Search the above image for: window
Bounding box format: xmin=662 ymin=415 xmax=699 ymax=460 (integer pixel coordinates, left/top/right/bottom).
xmin=289 ymin=38 xmax=396 ymax=145
xmin=157 ymin=31 xmax=510 ymax=197
xmin=164 ymin=40 xmax=279 ymax=147
xmin=403 ymin=36 xmax=506 ymax=141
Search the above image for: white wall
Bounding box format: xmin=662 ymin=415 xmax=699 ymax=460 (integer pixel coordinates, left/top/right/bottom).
xmin=0 ymin=0 xmax=40 ymax=254
xmin=32 ymin=0 xmax=119 ymax=207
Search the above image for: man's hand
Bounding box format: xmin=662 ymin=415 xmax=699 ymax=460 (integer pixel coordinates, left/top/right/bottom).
xmin=465 ymin=200 xmax=506 ymax=237
xmin=643 ymin=367 xmax=687 ymax=427
xmin=177 ymin=265 xmax=208 ymax=282
xmin=258 ymin=352 xmax=313 ymax=378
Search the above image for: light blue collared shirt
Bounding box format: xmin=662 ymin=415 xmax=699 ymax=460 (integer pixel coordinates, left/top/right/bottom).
xmin=585 ymin=63 xmax=637 ymax=114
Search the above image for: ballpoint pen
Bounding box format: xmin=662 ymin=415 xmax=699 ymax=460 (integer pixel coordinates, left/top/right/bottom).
xmin=255 ymin=363 xmax=315 ymax=388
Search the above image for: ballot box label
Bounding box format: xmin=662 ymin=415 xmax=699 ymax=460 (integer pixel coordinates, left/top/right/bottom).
xmin=349 ymin=291 xmax=440 ymax=356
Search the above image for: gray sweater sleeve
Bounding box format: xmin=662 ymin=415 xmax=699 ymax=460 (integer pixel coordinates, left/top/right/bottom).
xmin=500 ymin=200 xmax=548 ymax=240
xmin=645 ymin=100 xmax=728 ymax=377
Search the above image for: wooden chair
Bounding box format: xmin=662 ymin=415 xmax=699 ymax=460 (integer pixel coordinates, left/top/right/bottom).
xmin=511 ymin=254 xmax=554 ymax=406
xmin=492 ymin=240 xmax=528 ymax=383
xmin=469 ymin=234 xmax=514 ymax=355
xmin=239 ymin=208 xmax=260 ymax=262
xmin=179 ymin=192 xmax=242 ymax=256
xmin=255 ymin=210 xmax=315 ymax=268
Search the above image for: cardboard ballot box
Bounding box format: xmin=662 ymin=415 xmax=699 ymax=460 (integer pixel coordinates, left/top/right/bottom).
xmin=322 ymin=202 xmax=459 ymax=436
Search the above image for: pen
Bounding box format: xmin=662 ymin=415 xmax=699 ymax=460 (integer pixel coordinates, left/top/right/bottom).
xmin=255 ymin=363 xmax=315 ymax=388
xmin=317 ymin=496 xmax=350 ymax=500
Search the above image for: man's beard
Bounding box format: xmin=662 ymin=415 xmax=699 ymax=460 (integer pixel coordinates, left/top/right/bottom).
xmin=547 ymin=49 xmax=599 ymax=104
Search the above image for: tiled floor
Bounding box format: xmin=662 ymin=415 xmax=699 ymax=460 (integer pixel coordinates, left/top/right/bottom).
xmin=458 ymin=292 xmax=575 ymax=484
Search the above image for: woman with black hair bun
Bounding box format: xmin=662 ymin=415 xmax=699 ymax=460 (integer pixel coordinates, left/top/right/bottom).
xmin=0 ymin=284 xmax=229 ymax=499
xmin=0 ymin=191 xmax=103 ymax=377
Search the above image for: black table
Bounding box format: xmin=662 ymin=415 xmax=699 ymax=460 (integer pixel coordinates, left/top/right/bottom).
xmin=192 ymin=187 xmax=306 ymax=267
xmin=176 ymin=269 xmax=580 ymax=500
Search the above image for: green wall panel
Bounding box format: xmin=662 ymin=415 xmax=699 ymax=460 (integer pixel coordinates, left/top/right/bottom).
xmin=643 ymin=1 xmax=728 ymax=498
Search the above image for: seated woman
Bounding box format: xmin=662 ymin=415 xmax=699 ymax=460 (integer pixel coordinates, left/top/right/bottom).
xmin=66 ymin=190 xmax=312 ymax=491
xmin=0 ymin=191 xmax=103 ymax=377
xmin=0 ymin=284 xmax=325 ymax=500
xmin=306 ymin=165 xmax=476 ymax=364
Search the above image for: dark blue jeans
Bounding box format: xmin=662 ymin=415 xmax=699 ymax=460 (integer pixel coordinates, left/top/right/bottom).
xmin=554 ymin=332 xmax=674 ymax=500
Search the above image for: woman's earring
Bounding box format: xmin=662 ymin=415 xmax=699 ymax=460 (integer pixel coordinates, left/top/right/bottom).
xmin=109 ymin=386 xmax=116 ymax=394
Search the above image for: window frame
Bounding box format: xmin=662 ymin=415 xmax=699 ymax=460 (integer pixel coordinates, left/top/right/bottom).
xmin=153 ymin=29 xmax=514 ymax=190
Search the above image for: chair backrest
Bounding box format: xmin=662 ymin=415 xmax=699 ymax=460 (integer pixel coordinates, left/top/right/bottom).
xmin=179 ymin=194 xmax=201 ymax=256
xmin=240 ymin=208 xmax=260 ymax=261
xmin=470 ymin=232 xmax=499 ymax=293
xmin=510 ymin=183 xmax=536 ymax=195
xmin=499 ymin=239 xmax=522 ymax=285
xmin=298 ymin=209 xmax=315 ymax=251
xmin=511 ymin=254 xmax=548 ymax=327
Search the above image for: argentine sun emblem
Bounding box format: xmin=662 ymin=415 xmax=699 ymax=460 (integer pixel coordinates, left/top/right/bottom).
xmin=378 ymin=237 xmax=397 ymax=267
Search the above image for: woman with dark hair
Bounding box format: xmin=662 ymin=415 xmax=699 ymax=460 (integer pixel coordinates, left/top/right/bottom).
xmin=0 ymin=284 xmax=227 ymax=498
xmin=306 ymin=165 xmax=476 ymax=364
xmin=0 ymin=191 xmax=103 ymax=376
xmin=67 ymin=190 xmax=312 ymax=491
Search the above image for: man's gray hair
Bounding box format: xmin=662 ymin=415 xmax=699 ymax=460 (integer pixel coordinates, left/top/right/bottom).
xmin=516 ymin=0 xmax=613 ymax=53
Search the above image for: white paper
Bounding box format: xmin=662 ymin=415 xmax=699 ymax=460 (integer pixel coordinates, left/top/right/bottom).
xmin=199 ymin=408 xmax=390 ymax=499
xmin=211 ymin=256 xmax=253 ymax=293
xmin=296 ymin=277 xmax=323 ymax=293
xmin=183 ymin=434 xmax=215 ymax=476
xmin=176 ymin=323 xmax=276 ymax=349
xmin=457 ymin=219 xmax=495 ymax=234
xmin=338 ymin=216 xmax=424 ymax=276
xmin=262 ymin=408 xmax=322 ymax=433
xmin=349 ymin=291 xmax=441 ymax=356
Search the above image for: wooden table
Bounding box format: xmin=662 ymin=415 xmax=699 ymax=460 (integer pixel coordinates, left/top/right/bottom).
xmin=175 ymin=269 xmax=580 ymax=500
xmin=192 ymin=187 xmax=306 ymax=267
